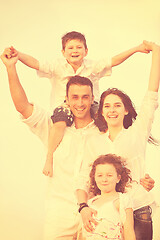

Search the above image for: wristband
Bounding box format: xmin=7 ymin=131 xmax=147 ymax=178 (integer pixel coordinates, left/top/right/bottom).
xmin=78 ymin=203 xmax=89 ymax=213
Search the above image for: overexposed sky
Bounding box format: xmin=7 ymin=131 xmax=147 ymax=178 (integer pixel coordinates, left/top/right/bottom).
xmin=0 ymin=1 xmax=160 ymax=239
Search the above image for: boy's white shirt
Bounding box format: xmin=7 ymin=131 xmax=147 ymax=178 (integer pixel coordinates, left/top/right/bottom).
xmin=37 ymin=58 xmax=112 ymax=109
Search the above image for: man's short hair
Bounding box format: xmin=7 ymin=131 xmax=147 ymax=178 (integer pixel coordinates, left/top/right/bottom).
xmin=66 ymin=75 xmax=93 ymax=96
xmin=62 ymin=31 xmax=87 ymax=50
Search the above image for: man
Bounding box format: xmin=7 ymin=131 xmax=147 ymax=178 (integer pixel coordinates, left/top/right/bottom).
xmin=1 ymin=49 xmax=101 ymax=239
xmin=1 ymin=50 xmax=154 ymax=240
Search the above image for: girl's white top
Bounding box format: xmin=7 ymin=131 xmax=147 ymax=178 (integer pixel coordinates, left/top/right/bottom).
xmin=84 ymin=193 xmax=132 ymax=240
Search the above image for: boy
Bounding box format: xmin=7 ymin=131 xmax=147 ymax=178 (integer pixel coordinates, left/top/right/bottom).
xmin=6 ymin=31 xmax=150 ymax=177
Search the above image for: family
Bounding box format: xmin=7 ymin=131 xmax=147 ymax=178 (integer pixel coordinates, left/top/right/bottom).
xmin=1 ymin=31 xmax=159 ymax=240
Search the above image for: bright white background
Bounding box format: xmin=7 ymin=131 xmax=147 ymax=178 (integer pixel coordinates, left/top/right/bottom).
xmin=0 ymin=0 xmax=160 ymax=239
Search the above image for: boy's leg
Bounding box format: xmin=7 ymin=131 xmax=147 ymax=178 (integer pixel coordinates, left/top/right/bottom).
xmin=43 ymin=121 xmax=67 ymax=177
xmin=43 ymin=103 xmax=74 ymax=177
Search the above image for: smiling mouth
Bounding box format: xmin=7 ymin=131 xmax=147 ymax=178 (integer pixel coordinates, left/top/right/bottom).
xmin=72 ymin=55 xmax=80 ymax=58
xmin=75 ymin=108 xmax=85 ymax=113
xmin=108 ymin=115 xmax=118 ymax=118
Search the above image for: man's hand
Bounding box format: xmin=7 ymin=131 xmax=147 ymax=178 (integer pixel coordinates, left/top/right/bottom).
xmin=1 ymin=48 xmax=18 ymax=67
xmin=140 ymin=173 xmax=155 ymax=191
xmin=80 ymin=207 xmax=98 ymax=232
xmin=137 ymin=42 xmax=151 ymax=54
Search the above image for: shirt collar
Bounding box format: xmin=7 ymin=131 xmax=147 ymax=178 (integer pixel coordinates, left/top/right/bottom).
xmin=71 ymin=120 xmax=96 ymax=130
xmin=105 ymin=127 xmax=125 ymax=140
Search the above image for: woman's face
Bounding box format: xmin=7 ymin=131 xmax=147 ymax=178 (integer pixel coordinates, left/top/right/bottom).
xmin=102 ymin=94 xmax=128 ymax=128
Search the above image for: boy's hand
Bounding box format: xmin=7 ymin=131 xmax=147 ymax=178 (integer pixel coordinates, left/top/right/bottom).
xmin=1 ymin=48 xmax=18 ymax=67
xmin=140 ymin=173 xmax=155 ymax=191
xmin=80 ymin=207 xmax=98 ymax=232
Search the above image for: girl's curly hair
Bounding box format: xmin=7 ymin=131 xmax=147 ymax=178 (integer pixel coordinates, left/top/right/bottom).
xmin=89 ymin=154 xmax=132 ymax=196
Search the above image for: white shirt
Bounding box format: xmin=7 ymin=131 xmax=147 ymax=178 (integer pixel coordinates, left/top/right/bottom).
xmin=37 ymin=58 xmax=112 ymax=109
xmin=21 ymin=105 xmax=100 ymax=208
xmin=85 ymin=193 xmax=132 ymax=240
xmin=76 ymin=91 xmax=159 ymax=210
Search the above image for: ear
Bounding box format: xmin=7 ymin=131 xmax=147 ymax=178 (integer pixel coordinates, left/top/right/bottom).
xmin=117 ymin=175 xmax=121 ymax=183
xmin=91 ymin=95 xmax=94 ymax=104
xmin=85 ymin=48 xmax=88 ymax=57
xmin=124 ymin=110 xmax=128 ymax=116
xmin=61 ymin=49 xmax=65 ymax=57
xmin=65 ymin=96 xmax=69 ymax=105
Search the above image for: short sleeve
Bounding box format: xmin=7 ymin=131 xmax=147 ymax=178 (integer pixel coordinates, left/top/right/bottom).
xmin=20 ymin=103 xmax=52 ymax=147
xmin=37 ymin=61 xmax=55 ymax=79
xmin=119 ymin=193 xmax=133 ymax=224
xmin=92 ymin=58 xmax=112 ymax=78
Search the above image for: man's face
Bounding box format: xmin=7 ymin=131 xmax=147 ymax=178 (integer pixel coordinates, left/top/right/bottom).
xmin=66 ymin=84 xmax=94 ymax=121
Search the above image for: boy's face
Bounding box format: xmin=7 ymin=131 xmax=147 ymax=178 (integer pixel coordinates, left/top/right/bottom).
xmin=66 ymin=84 xmax=94 ymax=122
xmin=62 ymin=39 xmax=88 ymax=67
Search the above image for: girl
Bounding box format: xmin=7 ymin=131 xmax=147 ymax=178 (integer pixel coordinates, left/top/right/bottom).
xmin=84 ymin=154 xmax=135 ymax=240
xmin=76 ymin=41 xmax=160 ymax=240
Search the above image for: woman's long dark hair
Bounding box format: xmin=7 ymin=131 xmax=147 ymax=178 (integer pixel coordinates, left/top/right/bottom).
xmin=95 ymin=88 xmax=159 ymax=145
xmin=89 ymin=154 xmax=132 ymax=196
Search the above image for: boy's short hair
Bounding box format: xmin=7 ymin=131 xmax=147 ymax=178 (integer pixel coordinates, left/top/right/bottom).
xmin=66 ymin=75 xmax=93 ymax=96
xmin=62 ymin=31 xmax=87 ymax=50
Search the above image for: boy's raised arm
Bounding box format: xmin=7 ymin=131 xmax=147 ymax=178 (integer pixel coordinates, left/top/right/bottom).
xmin=111 ymin=42 xmax=150 ymax=67
xmin=7 ymin=46 xmax=39 ymax=70
xmin=1 ymin=49 xmax=33 ymax=119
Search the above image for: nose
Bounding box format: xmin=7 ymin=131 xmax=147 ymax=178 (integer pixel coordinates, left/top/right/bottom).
xmin=102 ymin=176 xmax=108 ymax=182
xmin=77 ymin=98 xmax=83 ymax=106
xmin=73 ymin=47 xmax=78 ymax=52
xmin=109 ymin=106 xmax=115 ymax=112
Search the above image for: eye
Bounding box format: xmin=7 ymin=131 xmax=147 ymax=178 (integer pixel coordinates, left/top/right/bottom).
xmin=104 ymin=105 xmax=110 ymax=108
xmin=108 ymin=174 xmax=112 ymax=177
xmin=83 ymin=95 xmax=89 ymax=99
xmin=97 ymin=174 xmax=102 ymax=177
xmin=115 ymin=104 xmax=121 ymax=107
xmin=72 ymin=96 xmax=78 ymax=100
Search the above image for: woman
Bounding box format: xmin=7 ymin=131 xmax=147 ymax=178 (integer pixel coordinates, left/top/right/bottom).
xmin=76 ymin=41 xmax=160 ymax=240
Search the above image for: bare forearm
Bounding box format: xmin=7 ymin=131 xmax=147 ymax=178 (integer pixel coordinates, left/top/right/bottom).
xmin=111 ymin=46 xmax=140 ymax=67
xmin=6 ymin=65 xmax=33 ymax=118
xmin=76 ymin=189 xmax=88 ymax=204
xmin=47 ymin=122 xmax=66 ymax=158
xmin=148 ymin=45 xmax=160 ymax=92
xmin=18 ymin=52 xmax=39 ymax=70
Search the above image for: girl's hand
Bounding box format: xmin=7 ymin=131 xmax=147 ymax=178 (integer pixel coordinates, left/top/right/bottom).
xmin=80 ymin=207 xmax=98 ymax=232
xmin=143 ymin=40 xmax=160 ymax=52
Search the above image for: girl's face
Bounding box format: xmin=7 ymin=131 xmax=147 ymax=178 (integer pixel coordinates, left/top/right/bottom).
xmin=95 ymin=163 xmax=121 ymax=195
xmin=102 ymin=94 xmax=128 ymax=128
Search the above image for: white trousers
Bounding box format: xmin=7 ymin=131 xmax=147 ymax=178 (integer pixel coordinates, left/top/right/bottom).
xmin=43 ymin=198 xmax=84 ymax=240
